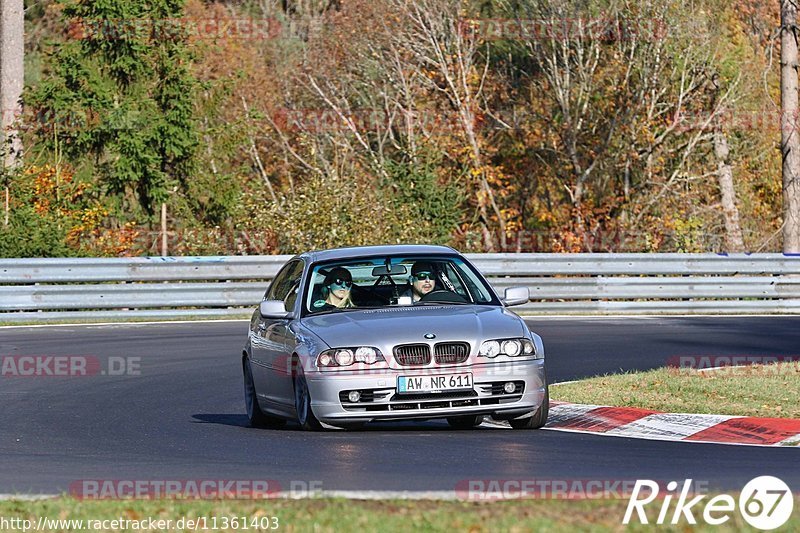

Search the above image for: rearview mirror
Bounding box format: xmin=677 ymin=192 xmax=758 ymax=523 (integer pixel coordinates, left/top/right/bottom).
xmin=260 ymin=299 xmax=294 ymax=319
xmin=502 ymin=287 xmax=530 ymax=307
xmin=372 ymin=264 xmax=408 ymax=276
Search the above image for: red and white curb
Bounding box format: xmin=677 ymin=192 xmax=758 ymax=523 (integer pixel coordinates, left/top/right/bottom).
xmin=541 ymin=401 xmax=800 ymax=447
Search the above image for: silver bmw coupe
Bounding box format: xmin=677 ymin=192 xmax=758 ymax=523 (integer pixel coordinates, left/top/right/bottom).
xmin=242 ymin=245 xmax=548 ymax=430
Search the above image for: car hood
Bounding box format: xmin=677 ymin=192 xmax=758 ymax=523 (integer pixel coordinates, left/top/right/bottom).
xmin=300 ymin=305 xmax=526 ymax=350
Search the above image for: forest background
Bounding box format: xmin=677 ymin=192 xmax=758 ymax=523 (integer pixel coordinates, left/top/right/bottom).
xmin=0 ymin=0 xmax=785 ymax=257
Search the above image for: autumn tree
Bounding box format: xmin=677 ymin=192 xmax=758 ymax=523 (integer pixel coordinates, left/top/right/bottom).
xmin=239 ymin=0 xmax=467 ymax=251
xmin=475 ymin=0 xmax=741 ymax=251
xmin=25 ymin=0 xmax=199 ymax=220
xmin=7 ymin=0 xmax=790 ymax=256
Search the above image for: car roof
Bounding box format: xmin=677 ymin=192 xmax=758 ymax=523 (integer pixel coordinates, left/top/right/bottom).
xmin=297 ymin=245 xmax=459 ymax=263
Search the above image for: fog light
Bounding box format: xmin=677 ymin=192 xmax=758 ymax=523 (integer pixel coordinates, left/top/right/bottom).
xmin=348 ymin=391 xmax=361 ymax=403
xmin=503 ymin=382 xmax=516 ymax=394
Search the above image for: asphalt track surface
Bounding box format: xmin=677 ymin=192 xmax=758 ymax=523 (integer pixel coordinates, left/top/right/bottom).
xmin=1 ymin=317 xmax=799 ymax=495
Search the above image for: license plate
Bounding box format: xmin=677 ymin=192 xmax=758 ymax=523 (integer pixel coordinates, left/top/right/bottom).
xmin=397 ymin=373 xmax=473 ymax=394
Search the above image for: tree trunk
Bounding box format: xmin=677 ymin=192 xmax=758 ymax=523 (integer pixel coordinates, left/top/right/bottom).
xmin=713 ymin=130 xmax=745 ymax=252
xmin=0 ymin=0 xmax=24 ymax=168
xmin=781 ymin=0 xmax=800 ymax=252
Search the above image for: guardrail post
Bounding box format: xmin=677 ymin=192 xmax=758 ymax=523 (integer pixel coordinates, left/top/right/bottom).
xmin=161 ymin=202 xmax=168 ymax=257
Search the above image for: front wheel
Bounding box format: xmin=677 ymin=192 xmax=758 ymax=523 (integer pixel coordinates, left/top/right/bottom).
xmin=293 ymin=363 xmax=322 ymax=431
xmin=243 ymin=356 xmax=286 ymax=429
xmin=509 ymin=386 xmax=549 ymax=429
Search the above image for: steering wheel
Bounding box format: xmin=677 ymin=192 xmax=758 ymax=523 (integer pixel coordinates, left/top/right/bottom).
xmin=418 ymin=289 xmax=468 ymax=304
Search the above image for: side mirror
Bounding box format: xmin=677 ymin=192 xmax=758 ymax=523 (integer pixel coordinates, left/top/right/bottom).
xmin=502 ymin=286 xmax=530 ymax=307
xmin=259 ymin=299 xmax=294 ymax=319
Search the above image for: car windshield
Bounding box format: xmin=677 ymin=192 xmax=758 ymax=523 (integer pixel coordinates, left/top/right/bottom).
xmin=304 ymin=255 xmax=498 ymax=315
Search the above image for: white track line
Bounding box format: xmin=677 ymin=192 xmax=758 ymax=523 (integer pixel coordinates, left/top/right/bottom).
xmin=523 ymin=314 xmax=800 ymax=319
xmin=0 ymin=319 xmax=249 ymax=330
xmin=0 ymin=494 xmax=58 ymax=501
xmin=0 ymin=491 xmax=461 ymax=501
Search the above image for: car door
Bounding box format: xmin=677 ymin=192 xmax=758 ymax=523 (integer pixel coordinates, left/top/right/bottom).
xmin=251 ymin=259 xmax=305 ymax=414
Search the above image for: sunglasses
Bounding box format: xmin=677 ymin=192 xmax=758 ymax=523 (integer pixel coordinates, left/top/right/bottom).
xmin=413 ymin=272 xmax=433 ymax=281
xmin=329 ymin=278 xmax=352 ymax=289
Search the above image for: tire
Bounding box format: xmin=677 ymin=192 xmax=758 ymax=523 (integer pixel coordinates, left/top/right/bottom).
xmin=293 ymin=362 xmax=322 ymax=431
xmin=447 ymin=415 xmax=484 ymax=429
xmin=243 ymin=356 xmax=286 ymax=429
xmin=509 ymin=385 xmax=549 ymax=430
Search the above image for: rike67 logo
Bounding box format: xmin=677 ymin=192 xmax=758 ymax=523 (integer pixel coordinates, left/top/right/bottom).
xmin=623 ymin=477 xmax=794 ymax=530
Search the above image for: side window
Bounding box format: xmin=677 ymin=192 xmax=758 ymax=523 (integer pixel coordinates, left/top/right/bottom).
xmin=283 ymin=278 xmax=302 ymax=311
xmin=266 ymin=260 xmax=304 ymax=311
xmin=265 ymin=265 xmax=289 ymax=301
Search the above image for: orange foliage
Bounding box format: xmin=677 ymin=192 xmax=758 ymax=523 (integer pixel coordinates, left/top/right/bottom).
xmin=25 ymin=164 xmax=140 ymax=256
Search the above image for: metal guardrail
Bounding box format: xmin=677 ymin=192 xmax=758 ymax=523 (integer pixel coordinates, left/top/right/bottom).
xmin=0 ymin=256 xmax=288 ymax=283
xmin=1 ymin=253 xmax=800 ymax=322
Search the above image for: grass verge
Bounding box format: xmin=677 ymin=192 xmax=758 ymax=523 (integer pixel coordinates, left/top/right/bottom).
xmin=2 ymin=496 xmax=799 ymax=532
xmin=551 ymin=362 xmax=800 ymax=419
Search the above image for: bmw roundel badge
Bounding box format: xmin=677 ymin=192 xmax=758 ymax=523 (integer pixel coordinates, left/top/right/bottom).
xmin=424 ymin=333 xmax=436 ymax=339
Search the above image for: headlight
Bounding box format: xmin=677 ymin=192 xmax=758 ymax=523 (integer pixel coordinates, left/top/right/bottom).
xmin=479 ymin=338 xmax=536 ymax=358
xmin=335 ymin=349 xmax=354 ymax=366
xmin=355 ymin=346 xmax=379 ymax=364
xmin=478 ymin=340 xmax=501 ymax=358
xmin=521 ymin=339 xmax=535 ymax=355
xmin=317 ymin=347 xmax=385 ymax=367
xmin=501 ymin=339 xmax=521 ymax=356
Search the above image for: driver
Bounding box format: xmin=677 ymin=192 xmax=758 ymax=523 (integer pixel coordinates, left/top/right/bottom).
xmin=403 ymin=261 xmax=436 ymax=302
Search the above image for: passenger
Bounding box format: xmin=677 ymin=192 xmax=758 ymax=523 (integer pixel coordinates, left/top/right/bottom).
xmin=313 ymin=267 xmax=356 ymax=311
xmin=402 ymin=261 xmax=436 ymax=302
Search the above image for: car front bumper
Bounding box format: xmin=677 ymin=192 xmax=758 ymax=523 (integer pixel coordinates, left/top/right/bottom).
xmin=306 ymin=358 xmax=547 ymax=425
